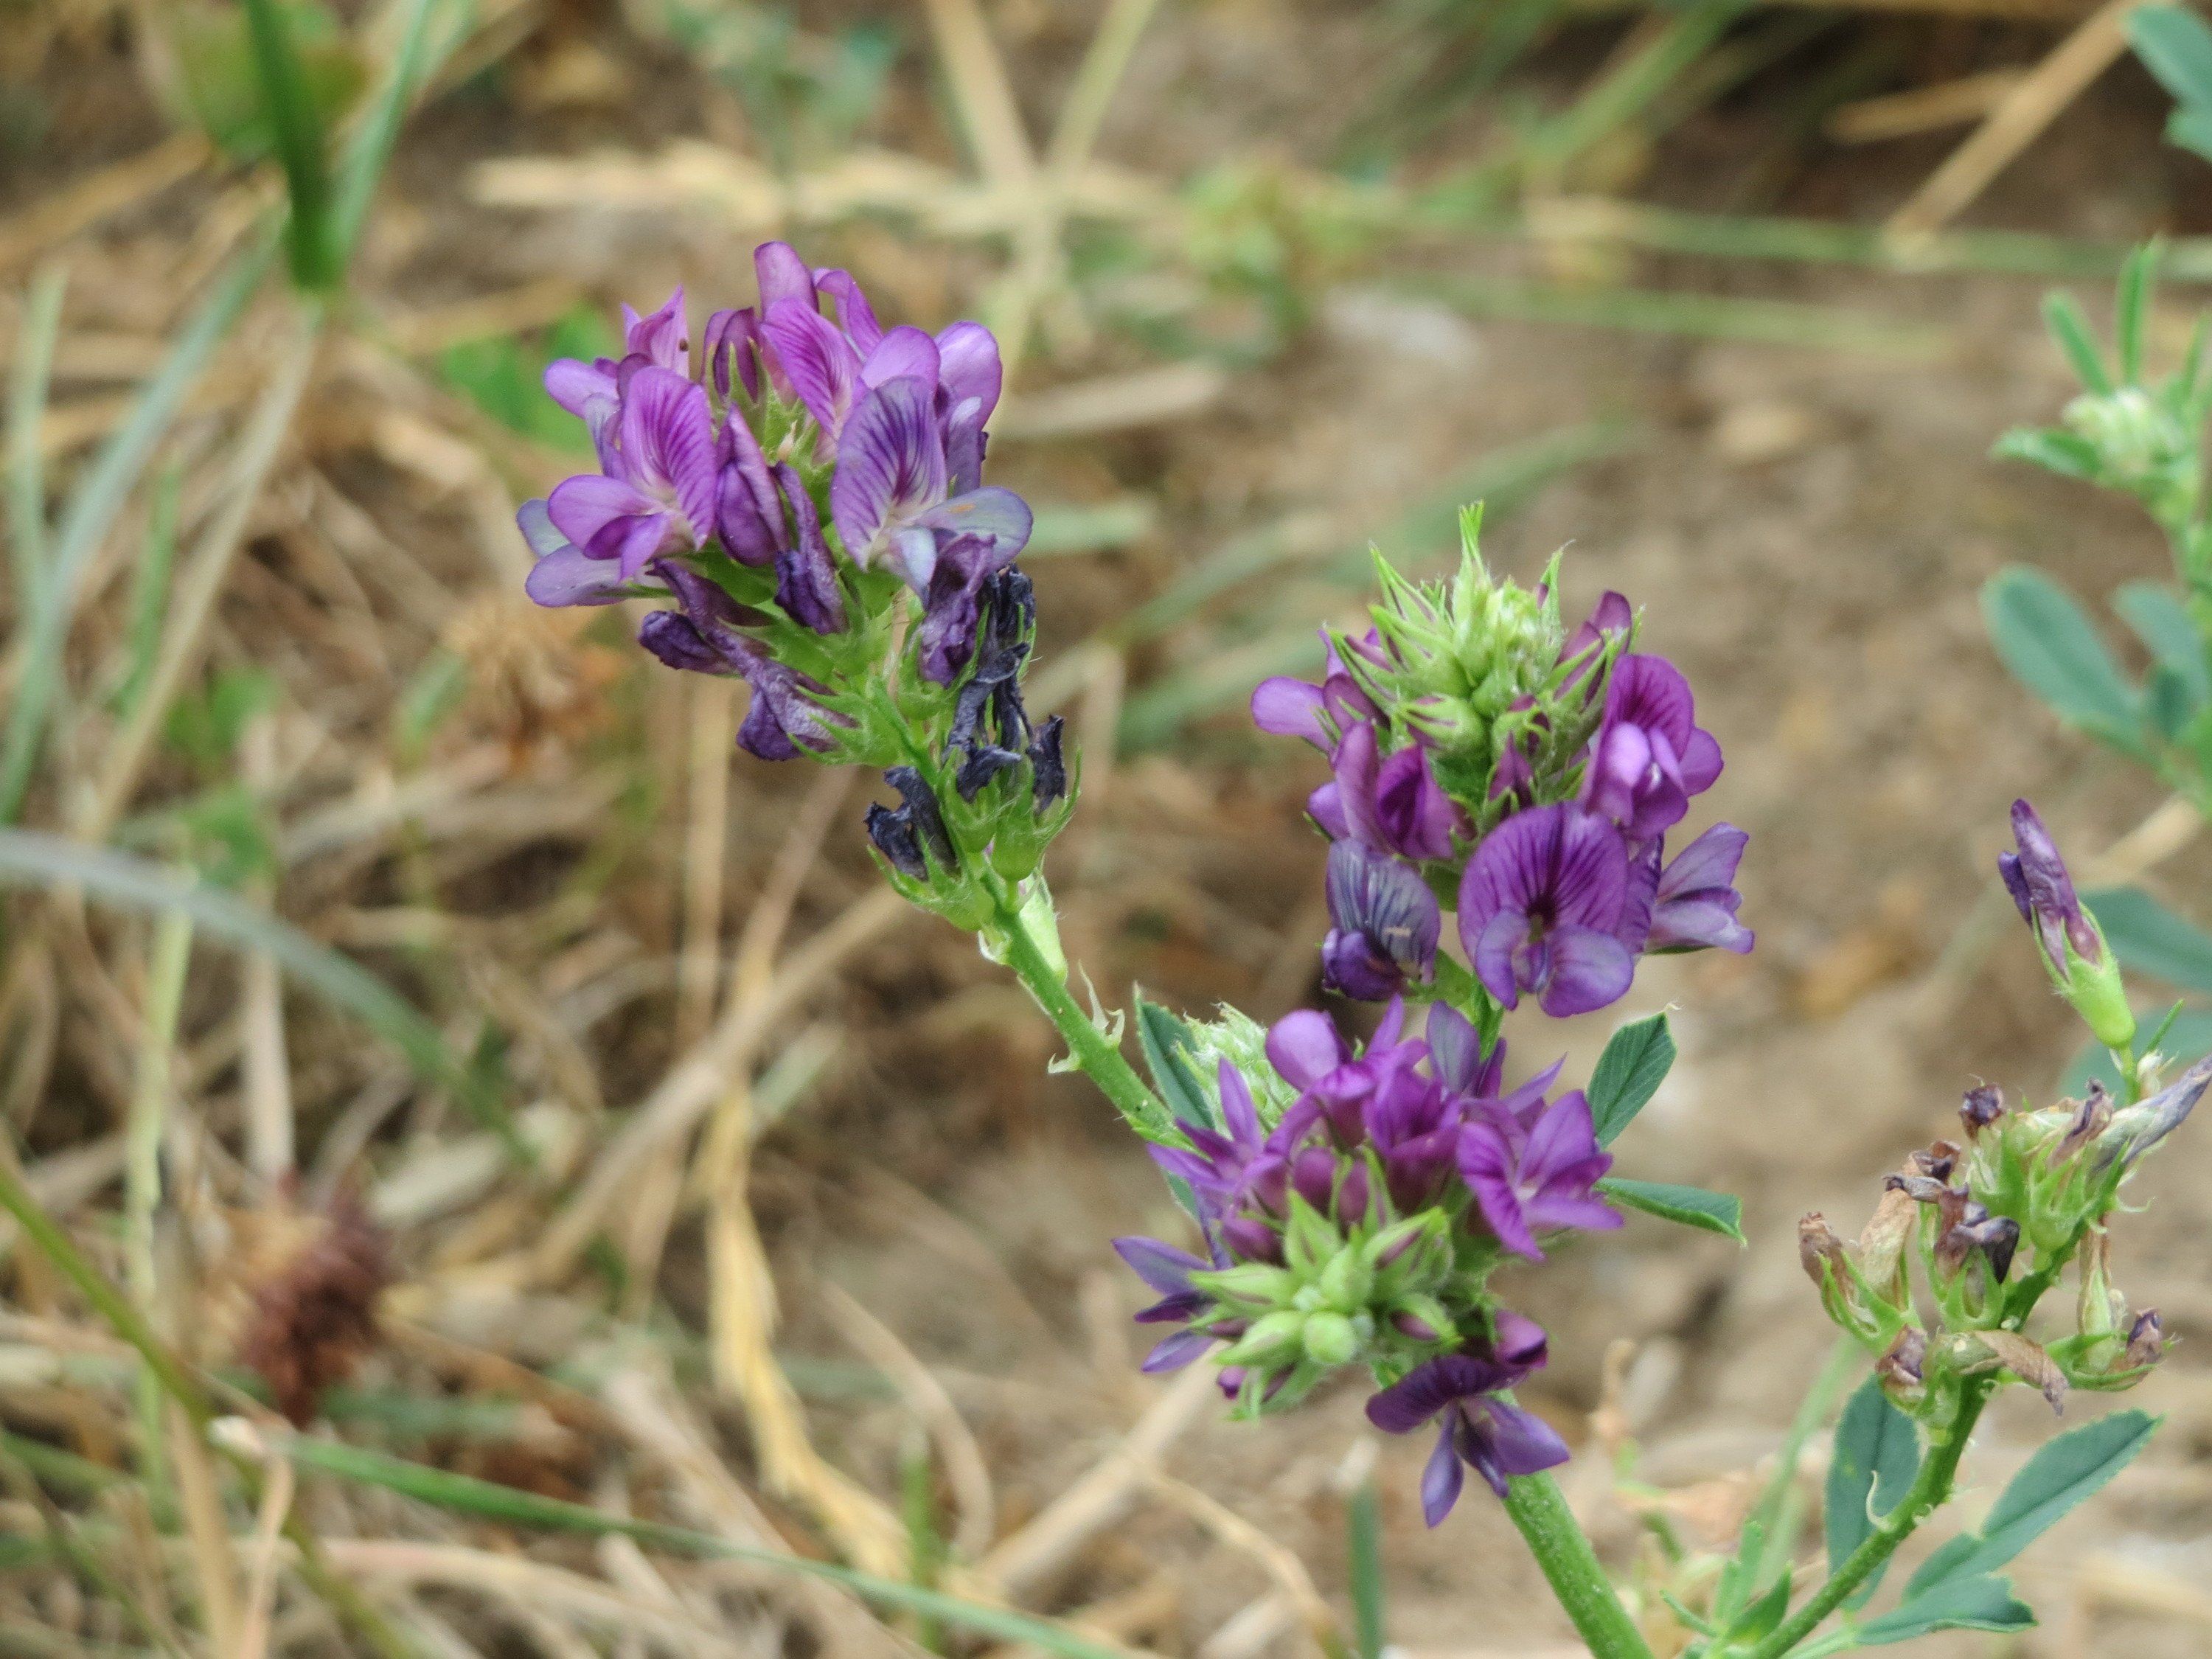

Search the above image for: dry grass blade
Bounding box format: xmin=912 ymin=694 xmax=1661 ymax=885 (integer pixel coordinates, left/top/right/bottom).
xmin=235 ymin=1453 xmax=298 ymax=1659
xmin=75 ymin=309 xmax=324 ymax=841
xmin=0 ymin=133 xmax=212 ymax=275
xmin=1146 ymin=1474 xmax=1343 ymax=1659
xmin=164 ymin=1399 xmax=243 ymax=1658
xmin=703 ymin=1077 xmax=908 ymax=1576
xmin=1827 ymin=69 xmax=2028 ymax=142
xmin=322 ymin=1540 xmax=754 ymax=1658
xmin=922 ymin=0 xmax=1038 ymax=187
xmin=531 ymin=885 xmax=910 ymax=1281
xmin=1885 ymin=0 xmax=2145 ymax=237
xmin=980 ymin=1363 xmax=1220 ymax=1599
xmin=824 ymin=1282 xmax=998 ymax=1559
xmin=601 ymin=1368 xmax=915 ymax=1658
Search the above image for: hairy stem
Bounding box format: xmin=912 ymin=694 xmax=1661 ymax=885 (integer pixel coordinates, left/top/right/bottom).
xmin=986 ymin=884 xmax=1172 ymax=1138
xmin=1500 ymin=1471 xmax=1655 ymax=1659
xmin=1742 ymin=1380 xmax=1993 ymax=1659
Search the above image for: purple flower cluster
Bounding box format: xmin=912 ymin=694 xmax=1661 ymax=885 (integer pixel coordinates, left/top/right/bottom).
xmin=1114 ymin=1000 xmax=1617 ymax=1522
xmin=517 ymin=246 xmax=1037 ymax=758
xmin=1254 ymin=597 xmax=1751 ymax=1016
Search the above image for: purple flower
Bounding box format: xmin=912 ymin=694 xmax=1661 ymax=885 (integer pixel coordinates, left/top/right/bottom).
xmin=829 ymin=375 xmax=1032 ymax=599
xmin=637 ymin=567 xmax=849 ymax=760
xmin=1558 ymin=590 xmax=1632 ymax=692
xmin=545 ymin=367 xmax=719 ymax=582
xmin=1251 ymin=633 xmax=1382 ymax=754
xmin=1267 ymin=998 xmax=1427 ymax=1148
xmin=1458 ymin=1088 xmax=1619 ymax=1259
xmin=1998 ymin=799 xmax=2101 ymax=975
xmin=1365 ymin=1351 xmax=1569 ymax=1522
xmin=1111 ymin=1237 xmax=1222 ymax=1372
xmin=1647 ymin=823 xmax=1753 ymax=953
xmin=766 ymin=463 xmax=846 ymax=635
xmin=518 ymin=499 xmax=631 ymax=608
xmin=1322 ymin=841 xmax=1441 ymax=1001
xmin=1581 ymin=654 xmax=1722 ymax=843
xmin=1425 ymin=1003 xmax=1505 ymax=1099
xmin=1150 ymin=1061 xmax=1310 ymax=1227
xmin=1458 ymin=804 xmax=1638 ymax=1018
xmin=1310 ymin=723 xmax=1460 ymax=861
xmin=544 ymin=286 xmax=690 ymax=439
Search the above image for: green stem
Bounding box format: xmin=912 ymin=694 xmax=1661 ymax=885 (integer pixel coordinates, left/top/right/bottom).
xmin=1742 ymin=1380 xmax=1994 ymax=1659
xmin=1500 ymin=1471 xmax=1655 ymax=1659
xmin=986 ymin=884 xmax=1172 ymax=1138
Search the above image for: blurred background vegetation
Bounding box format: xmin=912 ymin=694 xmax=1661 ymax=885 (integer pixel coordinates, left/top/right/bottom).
xmin=11 ymin=0 xmax=2212 ymax=1655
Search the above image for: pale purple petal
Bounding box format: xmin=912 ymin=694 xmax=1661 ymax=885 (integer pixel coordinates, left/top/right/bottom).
xmin=917 ymin=486 xmax=1032 ymax=560
xmin=1478 ymin=1400 xmax=1571 ymax=1483
xmin=830 ymin=376 xmax=948 ymax=571
xmin=524 ymin=543 xmax=630 ymax=608
xmin=1308 ymin=782 xmax=1351 ymax=841
xmin=703 ymin=307 xmax=762 ymax=402
xmin=1251 ymin=677 xmax=1328 ymax=747
xmin=544 ymin=357 xmax=617 ymax=421
xmin=813 ymin=268 xmax=883 ymax=352
xmin=516 ymin=498 xmax=567 ymax=559
xmin=771 ymin=464 xmax=846 ymax=634
xmin=622 ymin=287 xmax=688 ymax=372
xmin=861 ymin=324 xmax=941 ymax=391
xmin=547 ymin=473 xmax=655 ymax=549
xmin=754 ymin=243 xmax=817 ymax=311
xmin=1374 ymin=744 xmax=1458 ymax=860
xmin=1680 ymin=726 xmax=1723 ymax=794
xmin=1142 ymin=1329 xmax=1216 ymax=1373
xmin=1265 ymin=1009 xmax=1350 ymax=1091
xmin=1112 ymin=1236 xmax=1206 ymax=1298
xmin=762 ymin=297 xmax=863 ymax=435
xmin=1536 ymin=925 xmax=1634 ymax=1018
xmin=618 ymin=367 xmax=718 ymax=546
xmin=1331 ymin=722 xmax=1387 ymax=849
xmin=936 ymin=321 xmax=1004 ymax=423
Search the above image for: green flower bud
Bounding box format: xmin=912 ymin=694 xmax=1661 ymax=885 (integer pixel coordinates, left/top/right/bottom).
xmin=1301 ymin=1311 xmax=1360 ymax=1366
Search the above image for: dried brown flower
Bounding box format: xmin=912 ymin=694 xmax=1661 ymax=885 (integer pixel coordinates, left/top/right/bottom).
xmin=237 ymin=1190 xmax=394 ymax=1426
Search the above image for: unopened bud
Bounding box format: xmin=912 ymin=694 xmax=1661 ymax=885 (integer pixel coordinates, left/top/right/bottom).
xmin=1390 ymin=1297 xmax=1452 ymax=1344
xmin=1317 ymin=1246 xmax=1374 ymax=1312
xmin=1302 ymin=1311 xmax=1360 ymax=1366
xmin=2093 ymin=1055 xmax=2212 ymax=1176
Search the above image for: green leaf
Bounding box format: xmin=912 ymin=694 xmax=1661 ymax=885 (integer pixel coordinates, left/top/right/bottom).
xmin=275 ymin=1435 xmax=1133 ymax=1659
xmin=1824 ymin=1377 xmax=1919 ymax=1604
xmin=1587 ymin=1012 xmax=1674 ymax=1145
xmin=2114 ymin=580 xmax=2211 ymax=705
xmin=1983 ymin=566 xmax=2143 ymax=743
xmin=1992 ymin=427 xmax=2102 ymax=481
xmin=238 ymin=0 xmax=341 ymax=287
xmin=1596 ymin=1178 xmax=1742 ymax=1242
xmin=1348 ymin=1476 xmax=1387 ymax=1659
xmin=2041 ymin=291 xmax=2113 ymax=395
xmin=1903 ymin=1410 xmax=2159 ymax=1598
xmin=1134 ymin=997 xmax=1217 ymax=1132
xmin=2146 ymin=662 xmax=2196 ymax=738
xmin=1728 ymin=1572 xmax=1792 ymax=1642
xmin=0 ymin=830 xmax=528 ymax=1166
xmin=2168 ymin=104 xmax=2212 ymax=164
xmin=2116 ymin=243 xmax=2160 ymax=383
xmin=2083 ymin=885 xmax=2212 ymax=995
xmin=2132 ymin=6 xmax=2212 ymax=111
xmin=1857 ymin=1574 xmax=2034 ymax=1644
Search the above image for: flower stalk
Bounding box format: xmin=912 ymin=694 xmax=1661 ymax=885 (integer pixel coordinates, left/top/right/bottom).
xmin=1500 ymin=1470 xmax=1656 ymax=1659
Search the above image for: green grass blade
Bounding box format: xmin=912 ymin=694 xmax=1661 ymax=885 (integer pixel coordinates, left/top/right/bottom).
xmin=276 ymin=1434 xmax=1135 ymax=1659
xmin=0 ymin=830 xmax=526 ymax=1164
xmin=6 ymin=264 xmax=66 ymax=611
xmin=330 ymin=0 xmax=442 ymax=271
xmin=0 ymin=234 xmax=274 ymax=826
xmin=242 ymin=0 xmax=337 ymax=288
xmin=1348 ymin=1472 xmax=1386 ymax=1659
xmin=110 ymin=464 xmax=181 ymax=718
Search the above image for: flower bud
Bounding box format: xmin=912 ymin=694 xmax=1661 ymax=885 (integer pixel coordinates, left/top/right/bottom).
xmin=1302 ymin=1311 xmax=1360 ymax=1366
xmin=2092 ymin=1055 xmax=2212 ymax=1176
xmin=1316 ymin=1244 xmax=1375 ymax=1313
xmin=1389 ymin=1296 xmax=1453 ymax=1344
xmin=1999 ymin=801 xmax=2136 ymax=1050
xmin=1220 ymin=1310 xmax=1307 ymax=1366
